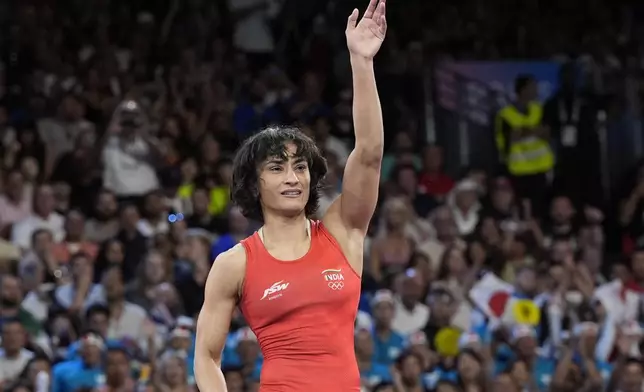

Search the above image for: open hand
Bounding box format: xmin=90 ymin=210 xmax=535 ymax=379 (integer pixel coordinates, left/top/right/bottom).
xmin=346 ymin=0 xmax=387 ymax=59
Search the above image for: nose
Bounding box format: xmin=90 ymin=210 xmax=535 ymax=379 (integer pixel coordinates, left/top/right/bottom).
xmin=284 ymin=166 xmax=300 ymax=185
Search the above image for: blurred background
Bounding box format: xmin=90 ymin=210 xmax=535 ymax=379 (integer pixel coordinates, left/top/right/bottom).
xmin=2 ymin=0 xmax=644 ymax=391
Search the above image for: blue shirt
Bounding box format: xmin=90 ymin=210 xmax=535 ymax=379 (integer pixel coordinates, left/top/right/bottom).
xmin=52 ymin=360 xmax=105 ymax=392
xmin=494 ymin=352 xmax=556 ymax=392
xmin=360 ymin=362 xmax=392 ymax=388
xmin=373 ymin=330 xmax=406 ymax=365
xmin=211 ymin=234 xmax=238 ymax=260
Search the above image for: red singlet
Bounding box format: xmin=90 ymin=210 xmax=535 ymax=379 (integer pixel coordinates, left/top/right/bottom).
xmin=239 ymin=220 xmax=361 ymax=391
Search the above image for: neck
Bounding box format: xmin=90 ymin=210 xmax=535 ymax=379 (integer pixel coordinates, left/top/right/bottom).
xmin=3 ymin=349 xmax=20 ymax=359
xmin=261 ymin=214 xmax=309 ymax=245
xmin=35 ymin=211 xmax=51 ymax=220
xmin=109 ymin=300 xmax=124 ymax=317
xmin=402 ymin=299 xmax=416 ymax=311
xmin=7 ymin=194 xmax=22 ymax=204
xmin=375 ymin=325 xmax=390 ymax=337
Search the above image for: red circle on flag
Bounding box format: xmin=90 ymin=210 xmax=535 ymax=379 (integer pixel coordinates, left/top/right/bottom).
xmin=488 ymin=291 xmax=510 ymax=318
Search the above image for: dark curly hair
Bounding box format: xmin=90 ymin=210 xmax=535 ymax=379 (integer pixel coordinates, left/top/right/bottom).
xmin=231 ymin=125 xmax=328 ymax=222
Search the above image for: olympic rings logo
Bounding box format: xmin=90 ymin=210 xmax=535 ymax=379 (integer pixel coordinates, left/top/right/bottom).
xmin=328 ymin=281 xmax=344 ymax=290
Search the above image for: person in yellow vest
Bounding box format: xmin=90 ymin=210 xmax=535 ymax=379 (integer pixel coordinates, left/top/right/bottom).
xmin=495 ymin=74 xmax=554 ymax=217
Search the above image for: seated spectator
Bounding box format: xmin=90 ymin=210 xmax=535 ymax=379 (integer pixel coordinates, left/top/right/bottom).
xmin=0 ymin=170 xmax=31 ymax=237
xmin=51 ymin=210 xmax=98 ymax=264
xmin=418 ymin=145 xmax=454 ymax=201
xmin=11 ymin=184 xmax=65 ymax=249
xmin=84 ymin=189 xmax=120 ymax=244
xmin=54 ymin=253 xmax=104 ymax=313
xmin=52 ymin=331 xmax=105 ymax=392
xmin=137 ymin=190 xmax=170 ymax=238
xmin=0 ymin=319 xmax=34 ymax=385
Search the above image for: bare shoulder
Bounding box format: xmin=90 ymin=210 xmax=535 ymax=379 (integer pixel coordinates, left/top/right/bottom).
xmin=206 ymin=243 xmax=247 ymax=298
xmin=321 ymin=197 xmax=366 ymax=273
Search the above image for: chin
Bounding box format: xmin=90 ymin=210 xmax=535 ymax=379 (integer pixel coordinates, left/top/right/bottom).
xmin=274 ymin=201 xmax=307 ymax=218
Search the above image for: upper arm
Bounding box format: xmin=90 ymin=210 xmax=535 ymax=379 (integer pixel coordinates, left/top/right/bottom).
xmin=194 ymin=245 xmax=246 ymax=364
xmin=324 ymin=146 xmax=381 ymax=235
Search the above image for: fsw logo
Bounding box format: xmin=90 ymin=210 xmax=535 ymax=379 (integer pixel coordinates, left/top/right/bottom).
xmin=261 ymin=281 xmax=289 ymax=300
xmin=322 ymin=269 xmax=344 ymax=290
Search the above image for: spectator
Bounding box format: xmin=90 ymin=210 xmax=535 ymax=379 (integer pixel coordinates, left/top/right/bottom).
xmin=11 ymin=184 xmax=65 ymax=249
xmin=0 ymin=170 xmax=31 ymax=236
xmin=0 ymin=319 xmax=33 ymax=385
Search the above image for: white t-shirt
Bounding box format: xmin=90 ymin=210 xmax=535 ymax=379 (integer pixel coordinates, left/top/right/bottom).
xmin=392 ymin=298 xmax=429 ymax=336
xmin=228 ymin=0 xmax=274 ymax=53
xmin=0 ymin=349 xmax=34 ymax=383
xmin=11 ymin=213 xmax=66 ymax=249
xmin=102 ymin=137 xmax=159 ymax=197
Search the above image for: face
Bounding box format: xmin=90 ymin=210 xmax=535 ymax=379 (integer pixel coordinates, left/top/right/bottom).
xmin=20 ymin=157 xmax=39 ymax=181
xmin=144 ymin=193 xmax=164 ymax=216
xmin=397 ymin=168 xmax=418 ymax=195
xmin=106 ymin=350 xmax=129 ymax=381
xmin=192 ymin=189 xmax=210 ymax=215
xmin=492 ymin=187 xmax=513 ymax=210
xmin=551 ymin=197 xmax=574 ymax=223
xmin=457 ymin=352 xmax=482 ymax=381
xmin=87 ymin=312 xmax=109 ymax=337
xmin=120 ymin=205 xmax=140 ymax=230
xmin=632 ymin=252 xmax=644 ymax=280
xmin=372 ymin=302 xmax=394 ymax=326
xmin=106 ymin=241 xmax=124 ymax=264
xmin=433 ymin=208 xmax=457 ymax=241
xmin=6 ymin=171 xmax=24 ymax=199
xmin=354 ymin=330 xmax=374 ymax=358
xmin=163 ymin=358 xmax=186 ymax=386
xmin=224 ymin=370 xmax=244 ymax=392
xmin=96 ymin=192 xmax=118 ymax=218
xmin=237 ymin=340 xmax=260 ymax=364
xmin=65 ymin=211 xmax=85 ymax=238
xmin=516 ymin=269 xmax=537 ymax=295
xmin=145 ymin=252 xmax=166 ymax=284
xmin=1 ymin=276 xmax=22 ymax=307
xmin=27 ymin=358 xmax=51 ymax=384
xmin=493 ymin=374 xmax=519 ymax=392
xmin=201 ymin=136 xmax=221 ymax=163
xmin=258 ymin=143 xmax=310 ymax=218
xmin=621 ymin=363 xmax=644 ymax=392
xmin=551 ymin=240 xmax=573 ymax=263
xmin=35 ymin=185 xmax=55 ymax=216
xmin=181 ymin=159 xmax=198 ymax=181
xmin=385 ymin=198 xmax=409 ymax=228
xmin=446 ymin=248 xmax=466 ymax=276
xmin=229 ymin=207 xmax=249 ymax=233
xmin=455 ymin=189 xmax=477 ymax=209
xmin=400 ymin=354 xmax=422 ymax=381
xmin=423 ymin=145 xmax=443 ymax=171
xmin=2 ymin=322 xmax=25 ymax=352
xmin=218 ymin=163 xmax=233 ymax=186
xmin=71 ymin=255 xmax=91 ymax=281
xmin=102 ymin=268 xmax=125 ymax=302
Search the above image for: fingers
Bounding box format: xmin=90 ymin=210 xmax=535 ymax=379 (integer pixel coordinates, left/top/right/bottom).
xmin=372 ymin=0 xmax=386 ymax=21
xmin=346 ymin=8 xmax=359 ymax=30
xmin=379 ymin=15 xmax=387 ymax=35
xmin=364 ymin=0 xmax=379 ymax=19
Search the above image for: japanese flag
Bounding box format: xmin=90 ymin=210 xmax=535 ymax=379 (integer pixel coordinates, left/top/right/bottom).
xmin=469 ymin=272 xmax=513 ymax=320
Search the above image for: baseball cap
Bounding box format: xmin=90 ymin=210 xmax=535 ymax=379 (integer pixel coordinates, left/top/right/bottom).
xmin=371 ymin=290 xmax=395 ymax=307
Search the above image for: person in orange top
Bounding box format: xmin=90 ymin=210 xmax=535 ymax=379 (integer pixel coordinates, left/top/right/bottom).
xmin=193 ymin=1 xmax=388 ymax=391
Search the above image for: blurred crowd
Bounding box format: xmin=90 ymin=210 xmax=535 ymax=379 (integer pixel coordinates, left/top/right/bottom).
xmin=2 ymin=0 xmax=644 ymax=392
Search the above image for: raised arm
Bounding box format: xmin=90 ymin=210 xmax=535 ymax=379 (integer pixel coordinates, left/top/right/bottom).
xmin=194 ymin=245 xmax=246 ymax=392
xmin=323 ymin=0 xmax=387 ymax=239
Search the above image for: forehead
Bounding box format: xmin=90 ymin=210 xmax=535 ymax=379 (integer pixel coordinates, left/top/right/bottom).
xmin=264 ymin=142 xmax=300 ymax=162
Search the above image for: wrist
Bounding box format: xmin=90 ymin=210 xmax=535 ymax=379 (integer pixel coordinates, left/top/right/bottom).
xmin=350 ymin=55 xmax=374 ymax=70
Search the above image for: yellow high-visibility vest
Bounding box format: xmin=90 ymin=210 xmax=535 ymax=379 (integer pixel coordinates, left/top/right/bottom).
xmin=495 ymin=102 xmax=554 ymax=176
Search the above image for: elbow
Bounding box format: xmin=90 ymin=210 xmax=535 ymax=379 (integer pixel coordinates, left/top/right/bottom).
xmin=355 ymin=143 xmax=383 ymax=168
